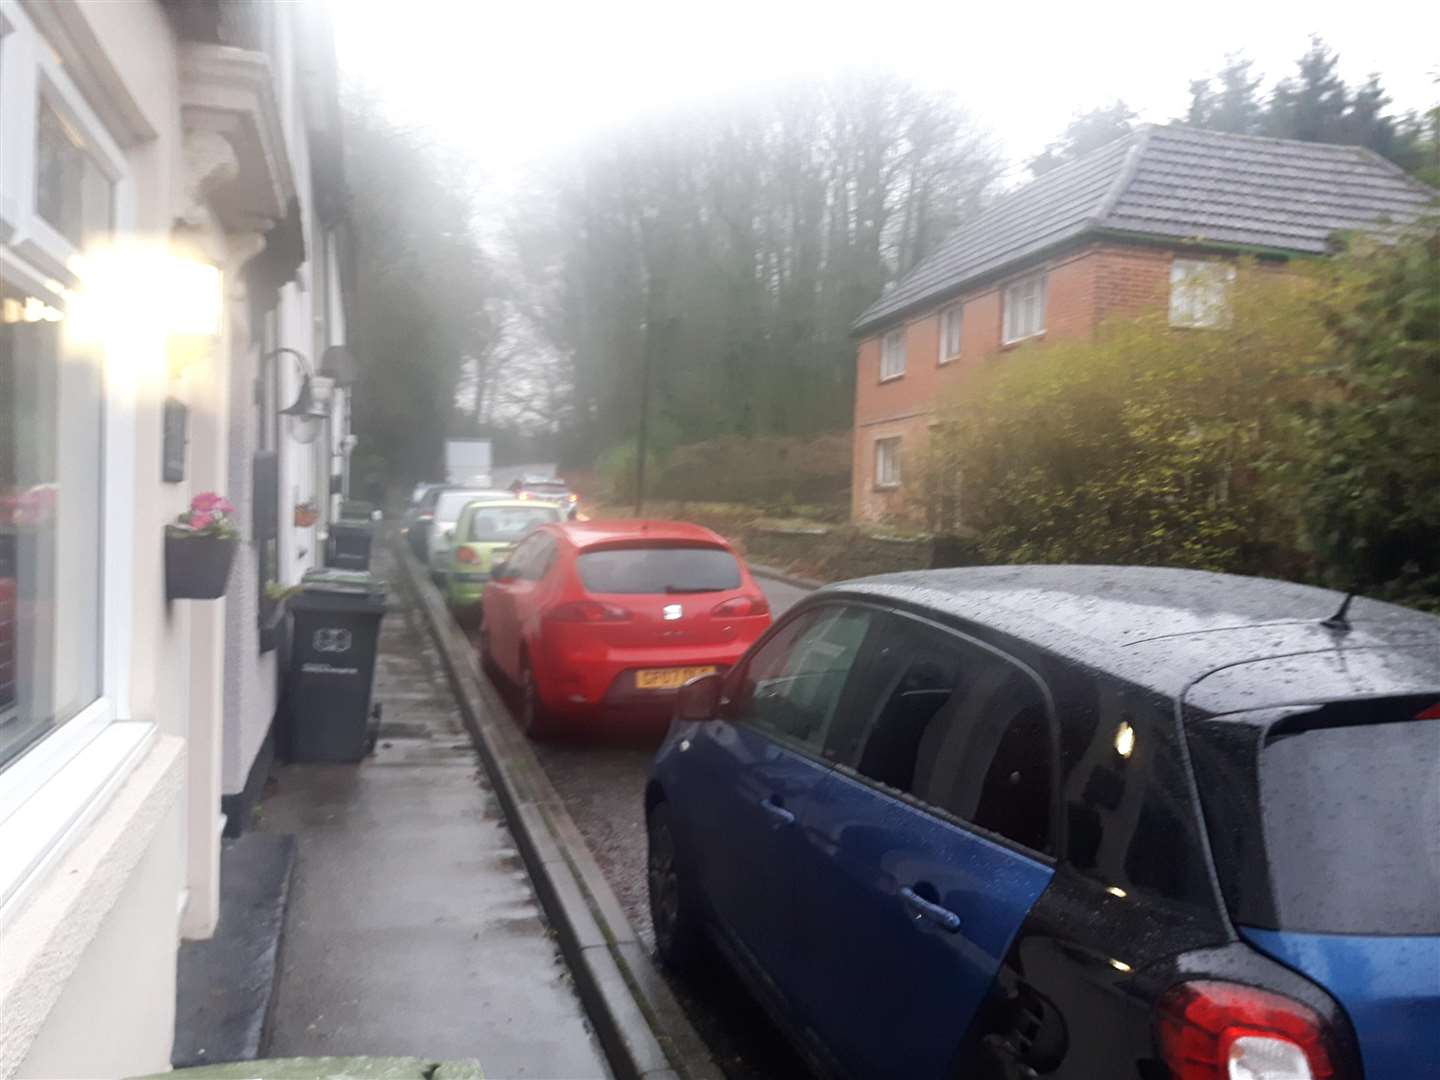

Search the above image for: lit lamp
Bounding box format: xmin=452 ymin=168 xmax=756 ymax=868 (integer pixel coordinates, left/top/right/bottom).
xmin=165 ymin=257 xmax=223 ymax=375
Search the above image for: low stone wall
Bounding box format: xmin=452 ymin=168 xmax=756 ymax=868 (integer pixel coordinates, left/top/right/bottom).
xmin=740 ymin=523 xmax=983 ymax=582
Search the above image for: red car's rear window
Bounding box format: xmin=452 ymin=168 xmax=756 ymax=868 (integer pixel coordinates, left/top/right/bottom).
xmin=577 ymin=544 xmax=741 ymax=594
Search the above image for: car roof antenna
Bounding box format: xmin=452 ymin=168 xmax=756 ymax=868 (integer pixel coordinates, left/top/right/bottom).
xmin=1321 ymin=589 xmax=1359 ymax=632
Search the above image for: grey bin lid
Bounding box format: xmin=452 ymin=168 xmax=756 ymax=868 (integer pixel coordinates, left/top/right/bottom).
xmin=301 ymin=568 xmax=387 ymax=596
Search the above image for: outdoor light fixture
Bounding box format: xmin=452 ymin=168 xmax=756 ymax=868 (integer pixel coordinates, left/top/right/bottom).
xmin=268 ymin=347 xmax=330 ymax=445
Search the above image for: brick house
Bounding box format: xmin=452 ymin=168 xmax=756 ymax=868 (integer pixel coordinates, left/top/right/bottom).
xmin=849 ymin=124 xmax=1437 ymax=523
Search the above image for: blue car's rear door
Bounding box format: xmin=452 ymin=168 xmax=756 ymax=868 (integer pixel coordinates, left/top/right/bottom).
xmin=791 ymin=611 xmax=1060 ymax=1079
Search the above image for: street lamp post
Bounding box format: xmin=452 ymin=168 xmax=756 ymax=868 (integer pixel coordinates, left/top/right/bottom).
xmin=634 ymin=345 xmax=652 ymax=517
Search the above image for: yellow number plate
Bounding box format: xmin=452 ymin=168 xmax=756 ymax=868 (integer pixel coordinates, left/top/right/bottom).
xmin=635 ymin=666 xmax=716 ymax=690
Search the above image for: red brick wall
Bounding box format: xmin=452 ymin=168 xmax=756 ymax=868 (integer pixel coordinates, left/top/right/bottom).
xmin=1093 ymin=244 xmax=1172 ymax=323
xmin=852 ymin=243 xmax=1119 ymax=521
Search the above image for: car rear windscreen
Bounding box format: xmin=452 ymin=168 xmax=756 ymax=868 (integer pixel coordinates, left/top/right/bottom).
xmin=1193 ymin=699 xmax=1440 ymax=934
xmin=437 ymin=491 xmax=499 ymax=521
xmin=467 ymin=507 xmax=557 ymax=541
xmin=578 ymin=544 xmax=741 ymax=594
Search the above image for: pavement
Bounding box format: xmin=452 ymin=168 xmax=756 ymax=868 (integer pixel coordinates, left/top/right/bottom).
xmin=256 ymin=542 xmax=610 ymax=1078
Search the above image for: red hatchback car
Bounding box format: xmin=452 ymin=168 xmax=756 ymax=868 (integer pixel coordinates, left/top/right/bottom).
xmin=480 ymin=520 xmax=771 ymax=737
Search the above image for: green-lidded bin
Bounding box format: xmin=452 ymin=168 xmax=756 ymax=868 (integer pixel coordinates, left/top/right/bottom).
xmin=326 ymin=502 xmax=376 ymax=571
xmin=285 ymin=570 xmax=387 ymax=762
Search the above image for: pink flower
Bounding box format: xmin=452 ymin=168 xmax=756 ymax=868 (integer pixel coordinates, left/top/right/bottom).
xmin=188 ymin=511 xmax=215 ymax=530
xmin=192 ymin=492 xmax=223 ymax=512
xmin=214 ymin=497 xmax=234 ymax=514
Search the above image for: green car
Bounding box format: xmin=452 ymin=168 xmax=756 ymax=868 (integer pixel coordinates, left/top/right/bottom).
xmin=445 ymin=499 xmax=564 ymax=614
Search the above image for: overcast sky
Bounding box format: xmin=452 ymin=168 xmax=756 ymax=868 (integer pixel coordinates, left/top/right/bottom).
xmin=334 ymin=0 xmax=1439 ymax=190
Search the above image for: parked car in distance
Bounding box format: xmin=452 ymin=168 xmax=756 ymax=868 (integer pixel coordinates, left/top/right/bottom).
xmin=646 ymin=565 xmax=1440 ymax=1080
xmin=445 ymin=500 xmax=564 ymax=618
xmin=480 ymin=520 xmax=771 ymax=738
xmin=402 ymin=483 xmax=443 ymax=559
xmin=425 ymin=488 xmax=515 ymax=582
xmin=511 ymin=475 xmax=580 ymax=518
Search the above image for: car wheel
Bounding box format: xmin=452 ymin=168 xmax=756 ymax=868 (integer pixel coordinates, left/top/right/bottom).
xmin=648 ymin=802 xmax=702 ymax=971
xmin=518 ymin=656 xmax=550 ymax=740
xmin=479 ymin=624 xmax=499 ymax=676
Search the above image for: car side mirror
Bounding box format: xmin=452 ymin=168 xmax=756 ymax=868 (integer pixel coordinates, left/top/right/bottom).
xmin=675 ymin=673 xmax=721 ymax=722
xmin=490 ymin=561 xmax=513 ymax=582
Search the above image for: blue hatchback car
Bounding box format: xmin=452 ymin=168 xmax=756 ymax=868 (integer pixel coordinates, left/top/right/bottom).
xmin=645 ymin=566 xmax=1440 ymax=1079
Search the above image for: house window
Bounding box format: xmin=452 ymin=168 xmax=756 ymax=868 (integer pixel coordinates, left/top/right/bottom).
xmin=939 ymin=304 xmax=963 ymax=363
xmin=1169 ymin=258 xmax=1235 ymax=329
xmin=880 ymin=329 xmax=906 ymax=381
xmin=0 ymin=1 xmax=136 ymax=905
xmin=0 ymin=292 xmax=103 ymax=771
xmin=874 ymin=437 xmax=901 ymax=489
xmin=34 ymin=95 xmax=114 ymax=251
xmin=1002 ymin=272 xmax=1047 ymax=344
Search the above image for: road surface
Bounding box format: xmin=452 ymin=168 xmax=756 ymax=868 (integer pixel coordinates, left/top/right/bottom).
xmin=523 ymin=570 xmax=815 ymax=1078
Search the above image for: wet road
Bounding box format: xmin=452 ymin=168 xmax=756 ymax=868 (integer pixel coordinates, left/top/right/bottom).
xmin=497 ymin=571 xmax=814 ymax=1079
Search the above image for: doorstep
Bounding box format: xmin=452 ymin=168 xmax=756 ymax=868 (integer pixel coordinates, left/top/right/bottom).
xmin=173 ymin=832 xmax=296 ymax=1067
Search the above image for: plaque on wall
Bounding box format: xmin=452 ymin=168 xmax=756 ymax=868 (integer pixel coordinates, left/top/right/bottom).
xmin=162 ymin=397 xmax=188 ymax=482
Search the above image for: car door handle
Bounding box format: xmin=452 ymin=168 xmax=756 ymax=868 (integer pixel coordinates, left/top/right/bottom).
xmin=900 ymin=886 xmax=962 ymax=933
xmin=759 ymin=798 xmax=795 ymax=827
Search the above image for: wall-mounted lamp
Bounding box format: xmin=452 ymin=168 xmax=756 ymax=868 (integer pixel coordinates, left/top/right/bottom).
xmin=267 ymin=347 xmax=330 ymax=445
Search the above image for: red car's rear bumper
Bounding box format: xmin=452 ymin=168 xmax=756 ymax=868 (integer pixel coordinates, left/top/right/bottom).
xmin=530 ymin=632 xmax=760 ymax=728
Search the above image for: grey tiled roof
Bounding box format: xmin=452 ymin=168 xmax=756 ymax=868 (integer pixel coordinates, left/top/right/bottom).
xmin=855 ymin=124 xmax=1437 ymax=333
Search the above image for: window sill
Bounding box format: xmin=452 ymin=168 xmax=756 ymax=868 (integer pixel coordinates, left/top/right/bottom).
xmin=0 ymin=729 xmax=184 ymax=1068
xmin=1000 ymin=332 xmax=1045 ymax=351
xmin=938 ymin=355 xmax=960 ymax=366
xmin=0 ymin=722 xmax=160 ymax=913
xmin=878 ymin=374 xmax=905 ymax=384
xmin=873 ymin=483 xmax=902 ymax=492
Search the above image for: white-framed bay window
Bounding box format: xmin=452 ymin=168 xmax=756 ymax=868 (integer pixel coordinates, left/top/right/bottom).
xmin=1002 ymin=271 xmax=1047 ymax=345
xmin=0 ymin=0 xmax=141 ymax=908
xmin=880 ymin=327 xmax=906 ymax=381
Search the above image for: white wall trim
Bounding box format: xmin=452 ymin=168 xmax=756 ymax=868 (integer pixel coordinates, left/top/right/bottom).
xmin=0 ymin=732 xmax=184 ymax=1077
xmin=18 ymin=0 xmax=157 ymax=147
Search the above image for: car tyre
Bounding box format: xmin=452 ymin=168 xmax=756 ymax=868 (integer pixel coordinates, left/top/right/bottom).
xmin=648 ymin=802 xmax=702 ymax=972
xmin=478 ymin=624 xmax=499 ymax=677
xmin=518 ymin=656 xmax=551 ymax=740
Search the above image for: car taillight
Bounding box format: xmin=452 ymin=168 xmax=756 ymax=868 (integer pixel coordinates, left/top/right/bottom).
xmin=547 ymin=600 xmax=630 ymax=623
xmin=1416 ymin=700 xmax=1440 ymax=720
xmin=711 ymin=595 xmax=769 ymax=618
xmin=456 ymin=547 xmax=478 ymax=564
xmin=1156 ymin=981 xmax=1335 ymax=1080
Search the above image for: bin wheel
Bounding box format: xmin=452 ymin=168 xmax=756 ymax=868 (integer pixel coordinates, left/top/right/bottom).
xmin=519 ymin=657 xmax=550 ymax=740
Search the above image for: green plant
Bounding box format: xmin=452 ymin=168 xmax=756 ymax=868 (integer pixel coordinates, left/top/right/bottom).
xmin=926 ymin=261 xmax=1327 ymax=574
xmin=264 ymin=581 xmax=302 ymax=603
xmin=1288 ymin=225 xmax=1440 ymax=609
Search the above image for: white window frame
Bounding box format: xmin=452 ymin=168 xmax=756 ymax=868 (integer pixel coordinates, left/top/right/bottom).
xmin=1002 ymin=272 xmax=1047 ymax=345
xmin=0 ymin=0 xmax=140 ymax=910
xmin=938 ymin=303 xmax=963 ymax=364
xmin=1169 ymin=257 xmax=1236 ymax=329
xmin=874 ymin=437 xmax=902 ymax=490
xmin=880 ymin=327 xmax=906 ymax=382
